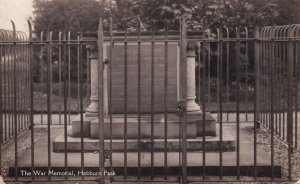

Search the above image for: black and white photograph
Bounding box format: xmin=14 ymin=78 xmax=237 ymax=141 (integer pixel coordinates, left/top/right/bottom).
xmin=1 ymin=0 xmax=300 ymax=183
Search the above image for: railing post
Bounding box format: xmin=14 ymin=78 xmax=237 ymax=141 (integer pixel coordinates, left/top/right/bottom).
xmin=180 ymin=17 xmax=187 ymax=184
xmin=97 ymin=18 xmax=105 ymax=184
xmin=253 ymin=25 xmax=260 ymax=179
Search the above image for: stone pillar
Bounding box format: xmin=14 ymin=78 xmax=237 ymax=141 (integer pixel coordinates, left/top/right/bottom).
xmin=186 ymin=49 xmax=201 ymax=113
xmin=85 ymin=43 xmax=108 ymax=116
xmin=86 ymin=43 xmax=99 ymax=116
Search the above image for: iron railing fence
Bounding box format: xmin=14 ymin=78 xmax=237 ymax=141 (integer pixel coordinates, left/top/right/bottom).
xmin=0 ymin=28 xmax=31 ymax=146
xmin=0 ymin=18 xmax=299 ymax=183
xmin=258 ymin=25 xmax=300 ymax=179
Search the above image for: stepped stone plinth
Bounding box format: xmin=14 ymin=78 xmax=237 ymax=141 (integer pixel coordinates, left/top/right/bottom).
xmin=54 ymin=123 xmax=234 ymax=152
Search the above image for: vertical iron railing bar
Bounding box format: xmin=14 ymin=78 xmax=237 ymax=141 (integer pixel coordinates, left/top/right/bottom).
xmin=47 ymin=30 xmax=53 ymax=179
xmin=225 ymin=28 xmax=229 ymax=122
xmin=273 ymin=26 xmax=280 ymax=135
xmin=58 ymin=31 xmax=62 ymax=125
xmin=278 ymin=26 xmax=288 ymax=138
xmin=202 ymin=26 xmax=207 ymax=180
xmin=40 ymin=32 xmax=44 ymax=125
xmin=22 ymin=31 xmax=28 ymax=131
xmin=21 ymin=31 xmax=27 ymax=130
xmin=4 ymin=31 xmax=8 ymax=139
xmin=27 ymin=20 xmax=35 ymax=180
xmin=270 ymin=25 xmax=275 ymax=180
xmin=253 ymin=25 xmax=260 ymax=180
xmin=97 ymin=18 xmax=105 ymax=184
xmin=11 ymin=20 xmax=18 ymax=181
xmin=263 ymin=27 xmax=269 ymax=129
xmin=266 ymin=26 xmax=272 ymax=130
xmin=260 ymin=27 xmax=265 ymax=127
xmin=9 ymin=30 xmax=14 ymax=139
xmin=77 ymin=31 xmax=80 ymax=113
xmin=218 ymin=28 xmax=223 ymax=180
xmin=276 ymin=26 xmax=282 ymax=137
xmin=18 ymin=33 xmax=22 ymax=130
xmin=50 ymin=31 xmax=53 ymax=126
xmin=216 ymin=29 xmax=220 ymax=123
xmin=86 ymin=48 xmax=90 ymax=110
xmin=180 ymin=17 xmax=188 ymax=184
xmin=68 ymin=31 xmax=71 ymax=125
xmin=15 ymin=32 xmax=21 ymax=134
xmin=6 ymin=30 xmax=10 ymax=140
xmin=207 ymin=29 xmax=211 ymax=111
xmin=275 ymin=26 xmax=282 ymax=137
xmin=20 ymin=32 xmax=25 ymax=130
xmin=197 ymin=40 xmax=202 ymax=179
xmin=235 ymin=26 xmax=240 ymax=180
xmin=124 ymin=21 xmax=128 ymax=180
xmin=13 ymin=31 xmax=18 ymax=135
xmin=244 ymin=27 xmax=249 ymax=122
xmin=267 ymin=27 xmax=273 ymax=129
xmin=26 ymin=31 xmax=31 ymax=128
xmin=280 ymin=26 xmax=286 ymax=140
xmin=282 ymin=26 xmax=288 ymax=140
xmin=164 ymin=21 xmax=169 ymax=180
xmin=23 ymin=31 xmax=29 ymax=130
xmin=109 ymin=17 xmax=114 ymax=183
xmin=16 ymin=32 xmax=22 ymax=132
xmin=15 ymin=32 xmax=20 ymax=134
xmin=0 ymin=27 xmax=3 ymax=176
xmin=0 ymin=30 xmax=7 ymax=142
xmin=282 ymin=26 xmax=290 ymax=141
xmin=6 ymin=30 xmax=12 ymax=140
xmin=287 ymin=25 xmax=293 ymax=180
xmin=78 ymin=21 xmax=85 ymax=179
xmin=137 ymin=20 xmax=141 ymax=180
xmin=263 ymin=27 xmax=269 ymax=128
xmin=22 ymin=31 xmax=28 ymax=130
xmin=274 ymin=25 xmax=286 ymax=135
xmin=178 ymin=19 xmax=182 ymax=182
xmin=150 ymin=21 xmax=155 ymax=180
xmin=64 ymin=29 xmax=69 ymax=177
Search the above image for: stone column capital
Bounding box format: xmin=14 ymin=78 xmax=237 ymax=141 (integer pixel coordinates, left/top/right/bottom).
xmin=86 ymin=42 xmax=98 ymax=59
xmin=186 ymin=42 xmax=199 ymax=52
xmin=187 ymin=49 xmax=196 ymax=57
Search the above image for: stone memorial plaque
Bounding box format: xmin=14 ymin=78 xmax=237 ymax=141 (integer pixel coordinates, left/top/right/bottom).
xmin=108 ymin=43 xmax=179 ymax=113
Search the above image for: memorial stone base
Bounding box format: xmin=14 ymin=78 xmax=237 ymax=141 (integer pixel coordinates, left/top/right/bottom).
xmin=52 ymin=112 xmax=235 ymax=153
xmin=72 ymin=112 xmax=216 ymax=139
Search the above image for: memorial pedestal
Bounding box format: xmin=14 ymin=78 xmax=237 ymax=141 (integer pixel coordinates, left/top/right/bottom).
xmin=59 ymin=35 xmax=219 ymax=153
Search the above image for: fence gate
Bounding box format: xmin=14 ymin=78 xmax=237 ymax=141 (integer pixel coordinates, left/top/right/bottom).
xmin=0 ymin=18 xmax=300 ymax=183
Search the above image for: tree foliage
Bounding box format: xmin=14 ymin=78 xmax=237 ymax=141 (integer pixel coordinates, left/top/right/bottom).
xmin=32 ymin=0 xmax=300 ymax=83
xmin=33 ymin=0 xmax=110 ymax=34
xmin=33 ymin=0 xmax=300 ymax=33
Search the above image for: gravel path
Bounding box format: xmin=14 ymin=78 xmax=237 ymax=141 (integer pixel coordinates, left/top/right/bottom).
xmin=1 ymin=128 xmax=46 ymax=177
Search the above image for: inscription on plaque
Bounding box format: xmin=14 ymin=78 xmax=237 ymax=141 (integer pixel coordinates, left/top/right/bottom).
xmin=108 ymin=43 xmax=178 ymax=113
